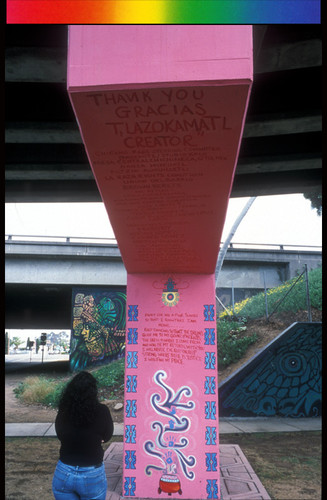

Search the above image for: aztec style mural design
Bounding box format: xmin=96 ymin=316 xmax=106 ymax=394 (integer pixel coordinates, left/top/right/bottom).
xmin=70 ymin=287 xmax=126 ymax=371
xmin=123 ymin=274 xmax=220 ymax=499
xmin=144 ymin=370 xmax=196 ymax=493
xmin=161 ymin=278 xmax=180 ymax=308
xmin=219 ymin=322 xmax=322 ymax=418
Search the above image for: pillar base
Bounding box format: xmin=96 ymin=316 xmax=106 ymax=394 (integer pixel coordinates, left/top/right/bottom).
xmin=104 ymin=442 xmax=271 ymax=500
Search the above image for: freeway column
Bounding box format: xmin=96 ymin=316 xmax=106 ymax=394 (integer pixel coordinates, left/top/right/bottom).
xmin=67 ymin=25 xmax=253 ymax=499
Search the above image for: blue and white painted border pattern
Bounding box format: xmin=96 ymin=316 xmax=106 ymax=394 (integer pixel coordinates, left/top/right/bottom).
xmin=124 ymin=304 xmax=139 ymax=495
xmin=204 ymin=303 xmax=219 ymax=499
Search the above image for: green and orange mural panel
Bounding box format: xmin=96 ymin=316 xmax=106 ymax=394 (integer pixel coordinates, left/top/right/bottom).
xmin=70 ymin=287 xmax=126 ymax=371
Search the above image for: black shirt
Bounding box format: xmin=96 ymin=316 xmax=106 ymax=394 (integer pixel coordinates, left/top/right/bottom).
xmin=55 ymin=403 xmax=114 ymax=466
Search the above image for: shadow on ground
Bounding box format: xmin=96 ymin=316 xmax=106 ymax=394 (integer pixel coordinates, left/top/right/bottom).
xmin=5 ymin=359 xmax=70 ymax=376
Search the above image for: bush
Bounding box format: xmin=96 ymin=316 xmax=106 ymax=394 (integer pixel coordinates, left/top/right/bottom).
xmin=308 ymin=266 xmax=322 ymax=309
xmin=219 ymin=266 xmax=322 ymax=319
xmin=14 ymin=359 xmax=126 ymax=408
xmin=13 ymin=376 xmax=59 ymax=405
xmin=91 ymin=358 xmax=125 ymax=389
xmin=43 ymin=380 xmax=68 ymax=408
xmin=217 ymin=318 xmax=257 ymax=368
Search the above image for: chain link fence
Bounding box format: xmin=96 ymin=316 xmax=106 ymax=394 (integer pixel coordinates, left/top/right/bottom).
xmin=216 ymin=264 xmax=322 ymax=322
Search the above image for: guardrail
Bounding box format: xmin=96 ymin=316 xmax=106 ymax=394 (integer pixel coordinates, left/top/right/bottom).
xmin=223 ymin=241 xmax=322 ymax=251
xmin=5 ymin=234 xmax=322 ymax=252
xmin=5 ymin=234 xmax=118 ymax=245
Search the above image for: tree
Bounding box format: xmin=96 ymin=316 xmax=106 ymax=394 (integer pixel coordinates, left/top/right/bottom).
xmin=5 ymin=331 xmax=9 ymax=354
xmin=59 ymin=339 xmax=69 ymax=353
xmin=10 ymin=337 xmax=24 ymax=350
xmin=303 ymin=191 xmax=322 ymax=216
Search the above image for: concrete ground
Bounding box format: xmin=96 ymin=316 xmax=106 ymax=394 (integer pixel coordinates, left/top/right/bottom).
xmin=103 ymin=441 xmax=272 ymax=500
xmin=5 ymin=417 xmax=321 ymax=438
xmin=6 ymin=419 xmax=321 ymax=500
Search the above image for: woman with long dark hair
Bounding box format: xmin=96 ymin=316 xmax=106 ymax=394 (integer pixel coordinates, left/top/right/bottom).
xmin=52 ymin=371 xmax=113 ymax=499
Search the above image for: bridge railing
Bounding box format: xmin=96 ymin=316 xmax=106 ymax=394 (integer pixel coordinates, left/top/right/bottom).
xmin=5 ymin=234 xmax=118 ymax=245
xmin=220 ymin=241 xmax=322 ymax=252
xmin=5 ymin=234 xmax=322 ymax=252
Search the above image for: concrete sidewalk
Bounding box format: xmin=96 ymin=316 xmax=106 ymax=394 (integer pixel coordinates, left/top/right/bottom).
xmin=5 ymin=417 xmax=321 ymax=438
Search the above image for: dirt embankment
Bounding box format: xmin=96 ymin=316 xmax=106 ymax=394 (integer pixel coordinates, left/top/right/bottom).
xmin=218 ymin=309 xmax=321 ymax=382
xmin=5 ymin=372 xmax=124 ymax=424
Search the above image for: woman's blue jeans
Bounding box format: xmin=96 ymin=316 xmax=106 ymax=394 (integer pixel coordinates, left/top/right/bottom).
xmin=52 ymin=460 xmax=107 ymax=500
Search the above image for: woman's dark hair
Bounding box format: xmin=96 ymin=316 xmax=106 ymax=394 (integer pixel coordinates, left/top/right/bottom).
xmin=58 ymin=371 xmax=99 ymax=426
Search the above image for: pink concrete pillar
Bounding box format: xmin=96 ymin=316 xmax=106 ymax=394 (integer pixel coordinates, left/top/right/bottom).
xmin=67 ymin=25 xmax=253 ymax=499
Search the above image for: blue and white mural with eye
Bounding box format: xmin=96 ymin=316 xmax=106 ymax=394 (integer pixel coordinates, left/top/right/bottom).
xmin=219 ymin=323 xmax=322 ymax=418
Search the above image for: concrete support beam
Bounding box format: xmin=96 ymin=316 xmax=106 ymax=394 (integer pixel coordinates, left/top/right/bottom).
xmin=5 ymin=257 xmax=127 ymax=286
xmin=5 ymin=47 xmax=67 ymax=83
xmin=5 ymin=39 xmax=322 ymax=83
xmin=5 ymin=158 xmax=321 ymax=181
xmin=5 ymin=113 xmax=322 ymax=144
xmin=242 ymin=114 xmax=321 ymax=138
xmin=5 ymin=167 xmax=322 ymax=202
xmin=5 ymin=164 xmax=93 ymax=181
xmin=236 ymin=157 xmax=321 ymax=175
xmin=5 ymin=122 xmax=82 ymax=143
xmin=255 ymin=39 xmax=322 ymax=74
xmin=5 ymin=157 xmax=322 ymax=182
xmin=231 ymin=169 xmax=321 ymax=198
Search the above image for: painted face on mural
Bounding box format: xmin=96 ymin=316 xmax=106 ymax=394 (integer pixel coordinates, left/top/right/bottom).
xmin=70 ymin=289 xmax=126 ymax=371
xmin=80 ymin=325 xmax=105 ymax=358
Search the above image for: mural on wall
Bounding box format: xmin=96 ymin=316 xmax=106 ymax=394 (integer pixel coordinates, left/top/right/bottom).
xmin=144 ymin=370 xmax=196 ymax=495
xmin=161 ymin=278 xmax=180 ymax=308
xmin=153 ymin=277 xmax=190 ymax=309
xmin=70 ymin=287 xmax=126 ymax=371
xmin=124 ymin=273 xmax=220 ymax=499
xmin=219 ymin=322 xmax=322 ymax=418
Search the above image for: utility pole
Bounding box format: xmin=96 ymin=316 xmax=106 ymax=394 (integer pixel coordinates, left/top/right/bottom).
xmin=304 ymin=264 xmax=312 ymax=322
xmin=40 ymin=333 xmax=47 ymax=363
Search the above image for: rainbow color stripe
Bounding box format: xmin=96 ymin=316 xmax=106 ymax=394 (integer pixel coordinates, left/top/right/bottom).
xmin=7 ymin=0 xmax=320 ymax=24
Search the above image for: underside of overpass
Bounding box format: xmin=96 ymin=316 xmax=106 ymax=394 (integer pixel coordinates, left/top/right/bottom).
xmin=5 ymin=25 xmax=322 ymax=202
xmin=5 ymin=283 xmax=73 ymax=330
xmin=5 ymin=25 xmax=322 ymax=330
xmin=5 ymin=283 xmax=127 ymax=330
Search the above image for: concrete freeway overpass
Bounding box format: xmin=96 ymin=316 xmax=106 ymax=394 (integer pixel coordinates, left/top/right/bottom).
xmin=5 ymin=25 xmax=322 ymax=330
xmin=5 ymin=25 xmax=322 ymax=202
xmin=5 ymin=235 xmax=321 ymax=330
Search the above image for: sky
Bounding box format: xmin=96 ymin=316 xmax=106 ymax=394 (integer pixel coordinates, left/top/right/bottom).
xmin=5 ymin=193 xmax=322 ymax=248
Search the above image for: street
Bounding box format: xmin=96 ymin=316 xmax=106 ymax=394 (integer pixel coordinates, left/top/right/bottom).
xmin=5 ymin=352 xmax=70 ymax=372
